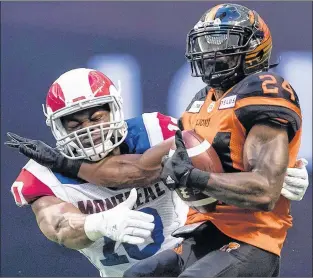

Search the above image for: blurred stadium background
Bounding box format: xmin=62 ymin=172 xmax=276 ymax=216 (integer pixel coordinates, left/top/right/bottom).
xmin=1 ymin=2 xmax=312 ymax=277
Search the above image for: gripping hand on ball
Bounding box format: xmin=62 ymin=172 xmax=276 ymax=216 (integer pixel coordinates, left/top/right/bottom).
xmin=160 ymin=130 xmax=210 ymax=190
xmin=5 ymin=132 xmax=82 ymax=179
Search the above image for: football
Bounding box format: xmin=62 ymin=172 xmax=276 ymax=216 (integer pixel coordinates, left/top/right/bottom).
xmin=169 ymin=130 xmax=224 ymax=213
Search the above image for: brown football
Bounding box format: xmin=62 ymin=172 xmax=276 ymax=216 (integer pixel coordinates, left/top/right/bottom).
xmin=169 ymin=130 xmax=224 ymax=213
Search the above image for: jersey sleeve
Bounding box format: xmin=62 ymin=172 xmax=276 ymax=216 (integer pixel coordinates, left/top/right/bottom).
xmin=125 ymin=112 xmax=179 ymax=154
xmin=230 ymin=72 xmax=302 ymax=140
xmin=11 ymin=160 xmax=57 ymax=207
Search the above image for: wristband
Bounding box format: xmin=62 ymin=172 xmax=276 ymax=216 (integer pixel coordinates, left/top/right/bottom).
xmin=187 ymin=168 xmax=210 ymax=190
xmin=84 ymin=213 xmax=104 ymax=242
xmin=58 ymin=158 xmax=83 ymax=179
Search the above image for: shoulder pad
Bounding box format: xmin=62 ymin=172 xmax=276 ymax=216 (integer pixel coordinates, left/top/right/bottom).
xmin=125 ymin=112 xmax=178 ymax=154
xmin=125 ymin=115 xmax=151 ymax=154
xmin=225 ymin=72 xmax=300 ymax=108
xmin=229 ymin=72 xmax=302 ymax=140
xmin=185 ymin=86 xmax=211 ymax=112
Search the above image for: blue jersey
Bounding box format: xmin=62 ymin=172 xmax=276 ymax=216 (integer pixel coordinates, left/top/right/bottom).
xmin=125 ymin=112 xmax=179 ymax=154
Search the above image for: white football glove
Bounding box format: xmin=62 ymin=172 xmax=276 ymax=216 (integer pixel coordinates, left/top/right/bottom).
xmin=84 ymin=188 xmax=155 ymax=244
xmin=281 ymin=158 xmax=310 ymax=201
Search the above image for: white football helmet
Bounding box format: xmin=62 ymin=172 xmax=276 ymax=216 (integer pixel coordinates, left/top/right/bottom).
xmin=43 ymin=68 xmax=128 ymax=161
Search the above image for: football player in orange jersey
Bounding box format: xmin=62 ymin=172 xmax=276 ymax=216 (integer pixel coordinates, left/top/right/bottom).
xmin=137 ymin=3 xmax=305 ymax=277
xmin=5 ymin=3 xmax=310 ymax=277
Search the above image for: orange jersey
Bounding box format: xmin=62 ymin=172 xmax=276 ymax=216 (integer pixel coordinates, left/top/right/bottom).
xmin=181 ymin=72 xmax=302 ymax=256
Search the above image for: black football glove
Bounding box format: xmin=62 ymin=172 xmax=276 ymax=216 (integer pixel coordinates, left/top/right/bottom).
xmin=160 ymin=130 xmax=210 ymax=190
xmin=5 ymin=132 xmax=82 ymax=179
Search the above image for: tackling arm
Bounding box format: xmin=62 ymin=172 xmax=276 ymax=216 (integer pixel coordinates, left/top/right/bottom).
xmin=78 ymin=138 xmax=174 ymax=188
xmin=5 ymin=113 xmax=176 ymax=188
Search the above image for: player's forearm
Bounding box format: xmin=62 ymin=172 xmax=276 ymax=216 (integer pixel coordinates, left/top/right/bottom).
xmin=33 ymin=197 xmax=106 ymax=250
xmin=190 ymin=170 xmax=283 ymax=211
xmin=78 ymin=138 xmax=174 ymax=188
xmin=47 ymin=212 xmax=93 ymax=250
xmin=138 ymin=137 xmax=174 ymax=169
xmin=190 ymin=123 xmax=288 ymax=211
xmin=78 ymin=157 xmax=161 ymax=188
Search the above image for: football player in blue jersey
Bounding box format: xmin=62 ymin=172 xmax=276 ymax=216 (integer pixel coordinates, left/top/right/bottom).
xmin=5 ymin=68 xmax=189 ymax=277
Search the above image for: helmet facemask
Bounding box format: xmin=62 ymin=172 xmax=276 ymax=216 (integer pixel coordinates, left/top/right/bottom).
xmin=186 ymin=19 xmax=269 ymax=90
xmin=44 ymin=93 xmax=128 ymax=161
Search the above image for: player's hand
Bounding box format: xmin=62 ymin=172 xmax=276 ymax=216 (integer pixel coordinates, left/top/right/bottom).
xmin=160 ymin=130 xmax=210 ymax=190
xmin=84 ymin=188 xmax=155 ymax=245
xmin=5 ymin=132 xmax=63 ymax=168
xmin=5 ymin=132 xmax=82 ymax=178
xmin=160 ymin=130 xmax=194 ymax=190
xmin=281 ymin=158 xmax=310 ymax=201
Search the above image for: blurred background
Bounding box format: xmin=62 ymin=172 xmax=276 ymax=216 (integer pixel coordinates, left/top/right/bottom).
xmin=1 ymin=1 xmax=312 ymax=277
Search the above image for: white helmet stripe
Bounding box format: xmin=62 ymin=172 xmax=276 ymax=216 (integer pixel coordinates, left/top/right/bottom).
xmin=55 ymin=68 xmax=94 ymax=103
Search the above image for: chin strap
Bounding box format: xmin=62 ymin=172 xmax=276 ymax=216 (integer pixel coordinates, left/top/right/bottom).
xmin=209 ymin=70 xmax=244 ymax=93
